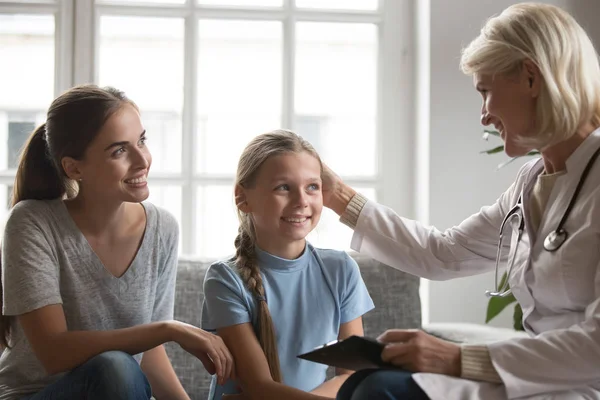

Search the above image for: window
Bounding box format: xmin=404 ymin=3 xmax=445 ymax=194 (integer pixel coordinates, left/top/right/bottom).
xmin=1 ymin=0 xmax=409 ymax=258
xmin=0 ymin=0 xmax=71 ymax=224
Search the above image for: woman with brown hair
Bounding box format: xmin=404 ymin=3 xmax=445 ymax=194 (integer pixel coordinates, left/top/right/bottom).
xmin=0 ymin=84 xmax=234 ymax=400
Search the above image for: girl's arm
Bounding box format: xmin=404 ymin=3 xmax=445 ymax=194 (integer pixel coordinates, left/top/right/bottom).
xmin=218 ymin=323 xmax=331 ymax=400
xmin=141 ymin=345 xmax=190 ymax=400
xmin=309 ymin=316 xmax=364 ymax=397
xmin=18 ymin=303 xmax=233 ymax=382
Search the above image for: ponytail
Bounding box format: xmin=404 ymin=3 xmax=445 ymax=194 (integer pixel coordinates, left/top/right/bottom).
xmin=11 ymin=123 xmax=66 ymax=207
xmin=234 ymin=226 xmax=282 ymax=382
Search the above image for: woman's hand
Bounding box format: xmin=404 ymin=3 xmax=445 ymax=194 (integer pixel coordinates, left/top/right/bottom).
xmin=321 ymin=163 xmax=356 ymax=216
xmin=378 ymin=329 xmax=462 ymax=377
xmin=169 ymin=321 xmax=235 ymax=385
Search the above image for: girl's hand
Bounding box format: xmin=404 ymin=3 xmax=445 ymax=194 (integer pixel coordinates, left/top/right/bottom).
xmin=378 ymin=329 xmax=462 ymax=377
xmin=169 ymin=321 xmax=235 ymax=385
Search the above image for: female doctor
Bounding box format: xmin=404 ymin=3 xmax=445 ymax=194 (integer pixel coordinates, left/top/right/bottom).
xmin=325 ymin=3 xmax=600 ymax=400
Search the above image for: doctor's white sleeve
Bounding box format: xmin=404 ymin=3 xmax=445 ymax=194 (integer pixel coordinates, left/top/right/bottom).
xmin=341 ymin=189 xmax=514 ymax=281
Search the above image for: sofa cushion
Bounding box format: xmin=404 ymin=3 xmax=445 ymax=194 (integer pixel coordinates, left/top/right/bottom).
xmin=164 ymin=259 xmax=213 ymax=399
xmin=349 ymin=252 xmax=421 ymax=337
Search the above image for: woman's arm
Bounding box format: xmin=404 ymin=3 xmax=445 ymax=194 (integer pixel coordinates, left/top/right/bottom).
xmin=309 ymin=317 xmax=365 ymax=397
xmin=18 ymin=304 xmax=233 ymax=382
xmin=218 ymin=323 xmax=331 ymax=400
xmin=141 ymin=345 xmax=190 ymax=400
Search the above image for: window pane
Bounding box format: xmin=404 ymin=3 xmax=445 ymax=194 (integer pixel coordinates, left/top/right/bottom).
xmin=295 ymin=0 xmax=378 ymax=10
xmin=196 ymin=185 xmax=238 ymax=258
xmin=197 ymin=20 xmax=282 ymax=175
xmin=0 ymin=15 xmax=54 ymax=171
xmin=0 ymin=184 xmax=11 ymax=233
xmin=97 ymin=0 xmax=185 ymax=4
xmin=147 ymin=185 xmax=183 ymax=252
xmin=307 ymin=187 xmax=376 ymax=250
xmin=197 ymin=0 xmax=282 ymax=6
xmin=295 ymin=22 xmax=377 ymax=177
xmin=99 ymin=16 xmax=184 ymax=173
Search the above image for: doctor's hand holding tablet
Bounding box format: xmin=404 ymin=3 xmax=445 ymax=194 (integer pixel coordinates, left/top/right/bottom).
xmin=322 ymin=3 xmax=600 ymax=400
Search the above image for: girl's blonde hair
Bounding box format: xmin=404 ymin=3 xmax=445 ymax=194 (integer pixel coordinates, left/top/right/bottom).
xmin=234 ymin=129 xmax=321 ymax=382
xmin=460 ymin=3 xmax=600 ymax=148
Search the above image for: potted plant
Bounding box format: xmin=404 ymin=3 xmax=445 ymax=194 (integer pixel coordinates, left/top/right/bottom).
xmin=481 ymin=130 xmax=539 ymax=331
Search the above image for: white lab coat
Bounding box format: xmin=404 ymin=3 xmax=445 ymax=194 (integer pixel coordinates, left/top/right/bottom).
xmin=351 ymin=128 xmax=600 ymax=399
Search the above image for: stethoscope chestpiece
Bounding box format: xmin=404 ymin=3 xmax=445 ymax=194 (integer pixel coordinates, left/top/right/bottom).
xmin=543 ymin=228 xmax=568 ymax=252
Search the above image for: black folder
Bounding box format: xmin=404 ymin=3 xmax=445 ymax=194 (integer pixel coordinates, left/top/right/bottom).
xmin=297 ymin=335 xmax=399 ymax=371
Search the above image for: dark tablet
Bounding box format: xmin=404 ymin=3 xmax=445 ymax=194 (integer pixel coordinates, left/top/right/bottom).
xmin=297 ymin=335 xmax=399 ymax=371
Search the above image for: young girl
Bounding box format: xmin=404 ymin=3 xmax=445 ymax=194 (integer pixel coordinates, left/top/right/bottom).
xmin=202 ymin=130 xmax=374 ymax=399
xmin=0 ymin=85 xmax=233 ymax=400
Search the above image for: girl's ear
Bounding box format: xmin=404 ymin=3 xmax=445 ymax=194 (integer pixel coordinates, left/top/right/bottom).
xmin=61 ymin=156 xmax=83 ymax=181
xmin=235 ymin=184 xmax=251 ymax=213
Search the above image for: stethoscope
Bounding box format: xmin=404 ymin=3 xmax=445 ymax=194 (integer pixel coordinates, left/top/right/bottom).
xmin=486 ymin=145 xmax=600 ymax=298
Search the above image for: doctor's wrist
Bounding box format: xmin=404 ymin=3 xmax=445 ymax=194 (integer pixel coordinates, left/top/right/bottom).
xmin=460 ymin=344 xmax=502 ymax=383
xmin=329 ymin=182 xmax=357 ymax=216
xmin=340 ymin=192 xmax=367 ymax=229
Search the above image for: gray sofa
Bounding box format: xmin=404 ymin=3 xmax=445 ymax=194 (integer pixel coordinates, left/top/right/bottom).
xmin=165 ymin=252 xmax=422 ymax=400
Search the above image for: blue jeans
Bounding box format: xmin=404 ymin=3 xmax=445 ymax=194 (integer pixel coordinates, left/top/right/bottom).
xmin=337 ymin=369 xmax=430 ymax=400
xmin=23 ymin=351 xmax=152 ymax=400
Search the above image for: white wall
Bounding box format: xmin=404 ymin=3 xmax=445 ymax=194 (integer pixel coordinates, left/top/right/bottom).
xmin=420 ymin=0 xmax=600 ymax=327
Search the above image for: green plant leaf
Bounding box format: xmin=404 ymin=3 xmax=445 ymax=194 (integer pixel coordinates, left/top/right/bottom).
xmin=486 ymin=293 xmax=517 ymax=323
xmin=485 ymin=272 xmax=517 ymax=323
xmin=513 ymin=302 xmax=524 ymax=331
xmin=498 ymin=270 xmax=509 ymax=289
xmin=480 ymin=145 xmax=505 ymax=155
xmin=482 ymin=129 xmax=501 ymax=140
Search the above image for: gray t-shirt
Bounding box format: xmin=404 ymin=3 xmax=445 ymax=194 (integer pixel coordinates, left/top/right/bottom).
xmin=0 ymin=199 xmax=179 ymax=400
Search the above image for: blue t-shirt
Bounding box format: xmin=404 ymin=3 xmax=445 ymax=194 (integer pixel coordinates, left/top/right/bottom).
xmin=201 ymin=243 xmax=374 ymax=399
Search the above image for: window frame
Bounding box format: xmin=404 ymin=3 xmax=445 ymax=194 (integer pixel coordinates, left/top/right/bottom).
xmin=0 ymin=0 xmax=74 ymax=188
xmin=2 ymin=0 xmax=414 ymax=256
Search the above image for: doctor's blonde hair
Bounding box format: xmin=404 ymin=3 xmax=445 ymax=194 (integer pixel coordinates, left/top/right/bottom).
xmin=460 ymin=3 xmax=600 ymax=149
xmin=234 ymin=129 xmax=322 ymax=382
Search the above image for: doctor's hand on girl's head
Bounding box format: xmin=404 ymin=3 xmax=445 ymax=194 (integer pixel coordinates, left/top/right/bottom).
xmin=378 ymin=329 xmax=462 ymax=377
xmin=168 ymin=320 xmax=236 ymax=385
xmin=321 ymin=163 xmax=341 ymax=204
xmin=321 ymin=163 xmax=356 ymax=216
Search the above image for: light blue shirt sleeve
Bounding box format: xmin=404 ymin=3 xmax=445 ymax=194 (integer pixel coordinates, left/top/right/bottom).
xmin=340 ymin=252 xmax=375 ymax=324
xmin=202 ymin=261 xmax=252 ymax=331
